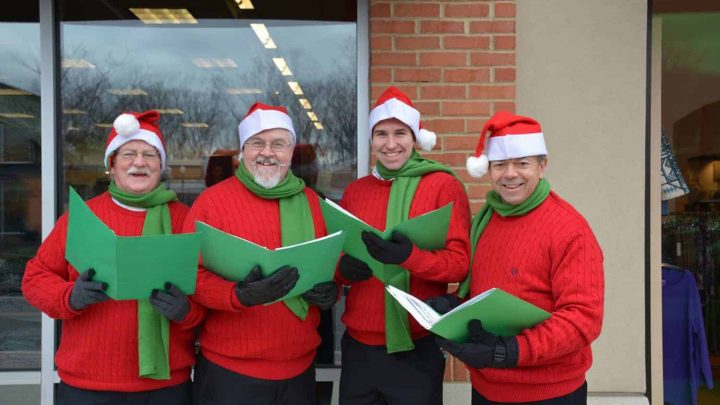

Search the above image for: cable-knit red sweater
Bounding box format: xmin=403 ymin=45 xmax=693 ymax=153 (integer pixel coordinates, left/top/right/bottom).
xmin=469 ymin=191 xmax=604 ymax=402
xmin=22 ymin=192 xmax=203 ymax=392
xmin=339 ymin=171 xmax=471 ymax=345
xmin=183 ymin=177 xmax=327 ymax=380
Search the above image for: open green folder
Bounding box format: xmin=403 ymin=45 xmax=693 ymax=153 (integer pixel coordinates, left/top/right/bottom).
xmin=386 ymin=285 xmax=551 ymax=342
xmin=320 ymin=199 xmax=453 ymax=283
xmin=65 ymin=188 xmax=199 ymax=300
xmin=196 ymin=222 xmax=346 ymax=300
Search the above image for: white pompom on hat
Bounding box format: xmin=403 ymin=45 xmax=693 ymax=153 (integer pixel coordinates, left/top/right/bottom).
xmin=104 ymin=110 xmax=166 ymax=169
xmin=238 ymin=102 xmax=296 ymax=149
xmin=368 ymin=86 xmax=435 ymax=151
xmin=466 ymin=111 xmax=548 ymax=178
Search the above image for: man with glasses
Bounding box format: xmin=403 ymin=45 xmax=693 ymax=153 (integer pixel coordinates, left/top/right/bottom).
xmin=22 ymin=110 xmax=201 ymax=404
xmin=428 ymin=111 xmax=605 ymax=404
xmin=185 ymin=103 xmax=338 ymax=405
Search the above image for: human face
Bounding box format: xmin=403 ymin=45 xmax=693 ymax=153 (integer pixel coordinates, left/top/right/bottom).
xmin=109 ymin=140 xmax=162 ymax=195
xmin=371 ymin=118 xmax=415 ymax=170
xmin=489 ymin=156 xmax=547 ymax=205
xmin=241 ymin=128 xmax=294 ymax=188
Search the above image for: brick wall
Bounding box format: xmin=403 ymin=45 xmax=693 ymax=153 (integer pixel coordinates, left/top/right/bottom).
xmin=369 ymin=0 xmax=517 ymax=382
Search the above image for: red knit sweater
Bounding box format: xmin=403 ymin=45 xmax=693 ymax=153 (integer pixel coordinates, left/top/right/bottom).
xmin=469 ymin=191 xmax=604 ymax=402
xmin=183 ymin=177 xmax=327 ymax=380
xmin=339 ymin=172 xmax=471 ymax=345
xmin=21 ymin=192 xmax=203 ymax=392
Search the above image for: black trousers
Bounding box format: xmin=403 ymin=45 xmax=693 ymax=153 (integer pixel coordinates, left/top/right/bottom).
xmin=339 ymin=332 xmax=446 ymax=405
xmin=472 ymin=381 xmax=588 ymax=405
xmin=192 ymin=353 xmax=316 ymax=405
xmin=56 ymin=380 xmax=192 ymax=405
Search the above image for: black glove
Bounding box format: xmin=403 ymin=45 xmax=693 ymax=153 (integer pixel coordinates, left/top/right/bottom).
xmin=425 ymin=294 xmax=462 ymax=315
xmin=150 ymin=282 xmax=190 ymax=322
xmin=361 ymin=230 xmax=413 ymax=265
xmin=302 ymin=281 xmax=338 ymax=310
xmin=435 ymin=320 xmax=519 ymax=369
xmin=338 ymin=254 xmax=373 ymax=282
xmin=69 ymin=269 xmax=110 ymax=311
xmin=235 ymin=265 xmax=299 ymax=307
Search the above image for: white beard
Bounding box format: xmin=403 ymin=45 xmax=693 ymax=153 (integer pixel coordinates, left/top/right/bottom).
xmin=254 ymin=173 xmax=282 ymax=188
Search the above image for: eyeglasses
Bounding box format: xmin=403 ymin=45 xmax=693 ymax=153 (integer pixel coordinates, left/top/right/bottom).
xmin=117 ymin=150 xmax=160 ymax=162
xmin=245 ymin=139 xmax=292 ymax=152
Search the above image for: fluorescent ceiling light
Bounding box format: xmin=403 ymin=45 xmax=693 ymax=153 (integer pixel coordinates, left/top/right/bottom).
xmin=129 ymin=8 xmax=197 ymax=24
xmin=226 ymin=88 xmax=263 ymax=95
xmin=192 ymin=58 xmax=238 ymax=68
xmin=236 ymin=0 xmax=255 ymax=10
xmin=250 ymin=24 xmax=277 ymax=49
xmin=306 ymin=111 xmax=318 ymax=122
xmin=0 ymin=113 xmax=34 ymax=119
xmin=181 ymin=122 xmax=209 ymax=128
xmin=287 ymin=81 xmax=303 ymax=95
xmin=96 ymin=123 xmax=113 ymax=128
xmin=298 ymin=98 xmax=312 ymax=109
xmin=314 ymin=122 xmax=324 ymax=130
xmin=63 ymin=109 xmax=87 ymax=115
xmin=272 ymin=58 xmax=293 ymax=76
xmin=154 ymin=108 xmax=184 ymax=115
xmin=108 ymin=88 xmax=148 ymax=96
xmin=0 ymin=89 xmax=32 ymax=96
xmin=62 ymin=59 xmax=96 ymax=68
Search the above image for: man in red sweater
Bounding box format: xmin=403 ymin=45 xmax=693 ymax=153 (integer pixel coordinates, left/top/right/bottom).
xmin=22 ymin=110 xmax=202 ymax=404
xmin=337 ymin=86 xmax=471 ymax=405
xmin=185 ymin=103 xmax=339 ymax=405
xmin=429 ymin=111 xmax=605 ymax=404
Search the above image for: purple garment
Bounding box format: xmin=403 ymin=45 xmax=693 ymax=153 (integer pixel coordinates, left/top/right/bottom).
xmin=662 ymin=267 xmax=714 ymax=405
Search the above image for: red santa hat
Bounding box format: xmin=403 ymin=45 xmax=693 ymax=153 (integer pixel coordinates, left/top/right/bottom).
xmin=104 ymin=110 xmax=166 ymax=169
xmin=238 ymin=102 xmax=296 ymax=148
xmin=368 ymin=86 xmax=436 ymax=151
xmin=466 ymin=111 xmax=547 ymax=178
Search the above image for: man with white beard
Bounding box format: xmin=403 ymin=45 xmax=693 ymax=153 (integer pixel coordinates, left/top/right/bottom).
xmin=184 ymin=103 xmax=338 ymax=405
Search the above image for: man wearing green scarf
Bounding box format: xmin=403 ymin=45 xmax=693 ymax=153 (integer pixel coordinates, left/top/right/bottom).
xmin=337 ymin=87 xmax=471 ymax=405
xmin=22 ymin=110 xmax=202 ymax=404
xmin=185 ymin=103 xmax=339 ymax=405
xmin=427 ymin=111 xmax=604 ymax=405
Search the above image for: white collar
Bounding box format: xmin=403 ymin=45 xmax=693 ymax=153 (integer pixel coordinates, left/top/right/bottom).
xmin=111 ymin=197 xmax=147 ymax=212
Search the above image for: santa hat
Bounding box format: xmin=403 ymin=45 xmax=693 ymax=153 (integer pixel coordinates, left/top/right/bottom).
xmin=104 ymin=110 xmax=166 ymax=169
xmin=466 ymin=111 xmax=547 ymax=178
xmin=368 ymin=86 xmax=436 ymax=151
xmin=238 ymin=102 xmax=296 ymax=148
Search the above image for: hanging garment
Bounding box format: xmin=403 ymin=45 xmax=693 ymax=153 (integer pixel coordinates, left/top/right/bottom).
xmin=660 ymin=129 xmax=689 ymax=201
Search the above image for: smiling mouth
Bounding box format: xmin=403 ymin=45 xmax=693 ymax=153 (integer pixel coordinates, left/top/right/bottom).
xmin=383 ymin=151 xmax=402 ymax=157
xmin=503 ymin=183 xmax=523 ymax=190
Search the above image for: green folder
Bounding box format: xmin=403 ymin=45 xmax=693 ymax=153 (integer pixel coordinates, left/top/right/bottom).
xmin=320 ymin=199 xmax=453 ymax=283
xmin=196 ymin=221 xmax=346 ymax=300
xmin=386 ymin=285 xmax=551 ymax=342
xmin=65 ymin=187 xmax=199 ymax=300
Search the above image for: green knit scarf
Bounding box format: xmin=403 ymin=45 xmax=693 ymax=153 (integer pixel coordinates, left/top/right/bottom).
xmin=108 ymin=181 xmax=178 ymax=380
xmin=376 ymin=150 xmax=458 ymax=353
xmin=235 ymin=162 xmax=314 ymax=320
xmin=457 ymin=178 xmax=551 ymax=298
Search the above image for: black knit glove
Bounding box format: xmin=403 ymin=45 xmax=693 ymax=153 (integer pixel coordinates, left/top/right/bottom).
xmin=69 ymin=269 xmax=110 ymax=311
xmin=435 ymin=320 xmax=519 ymax=369
xmin=338 ymin=254 xmax=373 ymax=282
xmin=425 ymin=294 xmax=462 ymax=315
xmin=361 ymin=230 xmax=413 ymax=265
xmin=235 ymin=265 xmax=299 ymax=307
xmin=150 ymin=282 xmax=190 ymax=322
xmin=302 ymin=281 xmax=338 ymax=310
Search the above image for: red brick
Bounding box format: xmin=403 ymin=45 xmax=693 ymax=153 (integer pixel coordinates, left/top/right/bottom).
xmin=455 ymin=168 xmax=488 ymax=183
xmin=395 ymin=68 xmax=442 ymax=82
xmin=494 ymin=67 xmax=516 ymax=82
xmin=467 ymin=183 xmax=494 ymax=199
xmin=372 ymin=20 xmax=416 ymax=34
xmin=372 ymin=52 xmax=417 ymax=66
xmin=470 ymin=52 xmax=515 ymax=66
xmin=495 ymin=2 xmax=516 ymax=18
xmin=425 ymin=119 xmax=466 ymax=134
xmin=444 ymin=68 xmax=490 ymax=83
xmin=494 ymin=101 xmax=516 ymax=113
xmin=468 ymin=118 xmax=488 ymax=132
xmin=371 ymin=35 xmax=392 ymax=50
xmin=443 ymin=357 xmax=453 ymax=381
xmin=372 ymin=84 xmax=417 ymax=101
xmin=396 ymin=36 xmax=441 ymax=50
xmin=444 ymin=35 xmax=491 ymax=50
xmin=394 ymin=3 xmax=440 ymax=18
xmin=420 ymin=20 xmax=465 ymax=34
xmin=444 ymin=135 xmax=479 ymax=150
xmin=451 ymin=355 xmax=470 ymax=381
xmin=469 ymin=85 xmax=515 ymax=99
xmin=371 ymin=67 xmax=391 ymax=83
xmin=445 ymin=3 xmax=490 ymax=18
xmin=420 ymin=85 xmax=466 ymax=100
xmin=470 ymin=200 xmax=486 ymax=213
xmin=494 ymin=35 xmax=516 ymax=50
xmin=420 ymin=52 xmax=467 ymax=67
xmin=370 ymin=2 xmax=391 ymax=18
xmin=413 ymin=101 xmax=441 ymax=115
xmin=426 ymin=152 xmax=468 ymax=166
xmin=469 ymin=20 xmax=515 ymax=33
xmin=443 ymin=101 xmax=491 ymax=116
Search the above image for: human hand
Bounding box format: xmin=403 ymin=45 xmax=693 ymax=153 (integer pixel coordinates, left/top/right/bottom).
xmin=69 ymin=269 xmax=110 ymax=310
xmin=425 ymin=294 xmax=462 ymax=315
xmin=338 ymin=254 xmax=373 ymax=282
xmin=302 ymin=281 xmax=338 ymax=310
xmin=434 ymin=320 xmax=518 ymax=369
xmin=235 ymin=265 xmax=299 ymax=307
xmin=361 ymin=230 xmax=413 ymax=265
xmin=150 ymin=282 xmax=190 ymax=322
